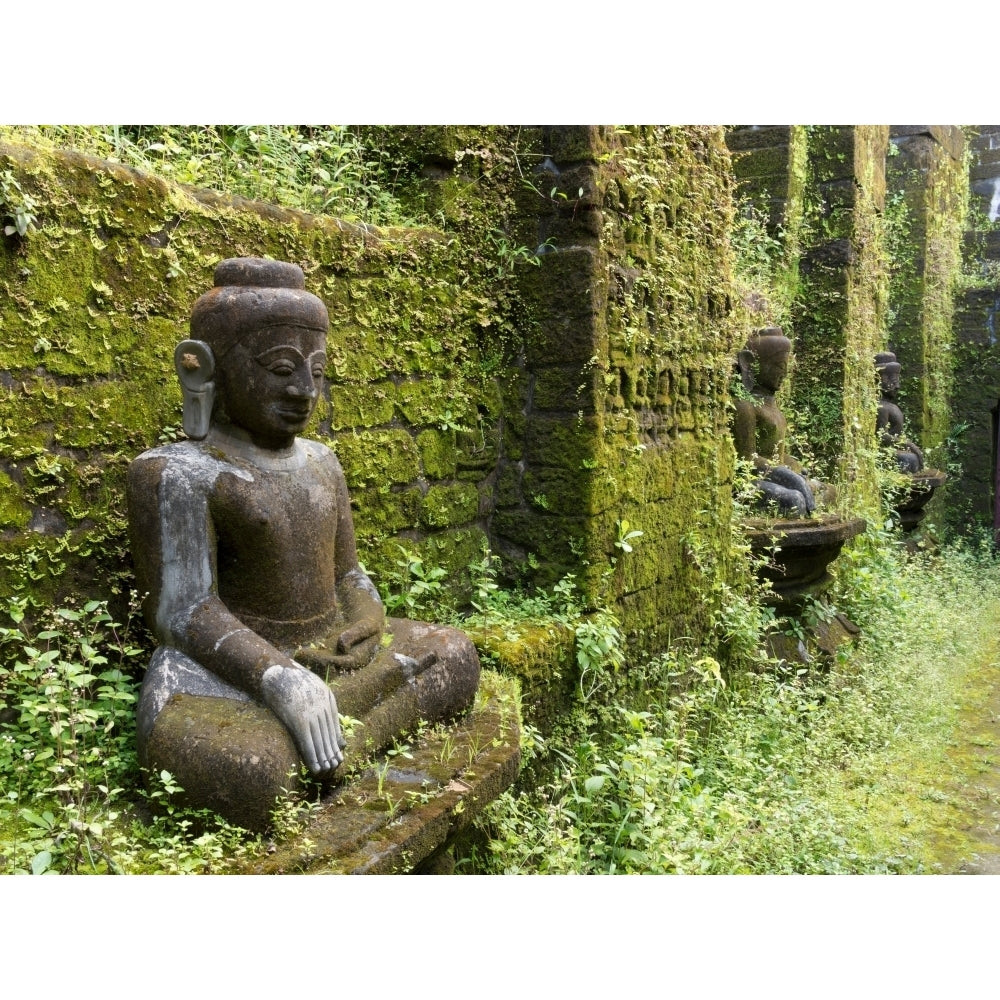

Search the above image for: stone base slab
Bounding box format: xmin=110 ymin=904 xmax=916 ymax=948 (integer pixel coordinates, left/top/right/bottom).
xmin=241 ymin=677 xmax=520 ymax=874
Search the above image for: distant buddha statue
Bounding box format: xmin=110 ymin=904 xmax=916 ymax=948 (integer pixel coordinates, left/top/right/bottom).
xmin=875 ymin=351 xmax=924 ymax=473
xmin=127 ymin=258 xmax=480 ymax=830
xmin=733 ymin=327 xmax=827 ymax=517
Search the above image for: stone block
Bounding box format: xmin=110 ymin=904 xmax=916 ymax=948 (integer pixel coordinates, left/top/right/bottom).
xmin=396 ymin=377 xmax=454 ymax=427
xmin=524 ymin=413 xmax=601 ymax=471
xmin=892 ymin=126 xmax=964 ymax=161
xmin=419 ymin=482 xmax=479 ymax=528
xmin=726 ymin=126 xmax=792 ymax=151
xmin=333 ymin=429 xmax=420 ymax=488
xmin=522 ymin=465 xmax=595 ymax=517
xmin=731 ymin=144 xmax=791 ymax=182
xmin=521 ymin=248 xmax=605 ymax=366
xmin=541 ymin=126 xmax=606 ymax=164
xmin=416 ymin=428 xmax=457 ymax=479
xmin=330 ymin=380 xmax=395 ymax=430
xmin=532 ymin=364 xmax=600 ymax=412
xmin=494 ymin=462 xmax=522 ymax=509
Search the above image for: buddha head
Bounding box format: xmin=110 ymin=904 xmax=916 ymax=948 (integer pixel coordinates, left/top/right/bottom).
xmin=738 ymin=327 xmax=791 ymax=395
xmin=875 ymin=351 xmax=901 ymax=399
xmin=176 ymin=258 xmax=329 ymax=447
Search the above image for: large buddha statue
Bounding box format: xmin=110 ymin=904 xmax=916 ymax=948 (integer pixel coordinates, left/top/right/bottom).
xmin=127 ymin=258 xmax=480 ymax=830
xmin=733 ymin=327 xmax=826 ymax=517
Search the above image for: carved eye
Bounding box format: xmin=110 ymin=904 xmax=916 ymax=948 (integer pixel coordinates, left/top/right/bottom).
xmin=312 ymin=366 xmax=324 ymax=380
xmin=269 ymin=362 xmax=295 ymax=376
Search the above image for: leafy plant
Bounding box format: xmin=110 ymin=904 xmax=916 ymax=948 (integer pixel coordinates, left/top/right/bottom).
xmin=0 ymin=598 xmax=141 ymax=873
xmin=381 ymin=545 xmax=450 ymax=617
xmin=467 ymin=534 xmax=1000 ymax=874
xmin=0 ymin=168 xmax=39 ymax=236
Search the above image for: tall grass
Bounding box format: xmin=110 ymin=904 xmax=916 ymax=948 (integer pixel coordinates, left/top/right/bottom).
xmin=467 ymin=532 xmax=1000 ymax=873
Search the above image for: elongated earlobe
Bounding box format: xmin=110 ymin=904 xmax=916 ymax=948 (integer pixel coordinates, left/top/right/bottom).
xmin=174 ymin=340 xmax=216 ymax=440
xmin=737 ymin=349 xmax=756 ymax=391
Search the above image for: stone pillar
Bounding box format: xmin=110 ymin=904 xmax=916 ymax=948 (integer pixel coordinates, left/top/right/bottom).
xmin=789 ymin=127 xmax=889 ymax=516
xmin=492 ymin=127 xmax=740 ymax=648
xmin=887 ymin=126 xmax=967 ymax=451
xmin=951 ymin=126 xmax=1000 ymax=532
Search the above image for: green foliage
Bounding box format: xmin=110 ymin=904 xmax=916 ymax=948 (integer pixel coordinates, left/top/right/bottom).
xmin=379 ymin=546 xmax=451 ymax=617
xmin=730 ymin=197 xmax=797 ymax=326
xmin=487 ymin=229 xmax=544 ymax=278
xmin=466 ymin=534 xmax=1000 ymax=874
xmin=3 ymin=125 xmax=409 ymax=225
xmin=0 ymin=598 xmax=141 ymax=872
xmin=0 ymin=168 xmax=39 ymax=236
xmin=0 ymin=597 xmax=267 ymax=873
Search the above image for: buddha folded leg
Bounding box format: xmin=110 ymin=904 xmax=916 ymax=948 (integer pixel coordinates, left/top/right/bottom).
xmin=137 ymin=648 xmax=301 ymax=832
xmin=135 ymin=619 xmax=481 ymax=831
xmin=295 ymin=617 xmax=481 ymax=759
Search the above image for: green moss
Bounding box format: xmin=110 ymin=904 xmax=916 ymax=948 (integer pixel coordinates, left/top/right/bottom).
xmin=396 ymin=377 xmax=461 ymax=426
xmin=330 ymin=429 xmax=420 ymax=489
xmin=416 ymin=428 xmax=457 ymax=478
xmin=467 ymin=621 xmax=576 ymax=734
xmin=0 ymin=133 xmax=521 ymax=615
xmin=329 ymin=380 xmax=395 ymax=430
xmin=420 ymin=483 xmax=479 ymax=529
xmin=0 ymin=472 xmax=31 ymax=529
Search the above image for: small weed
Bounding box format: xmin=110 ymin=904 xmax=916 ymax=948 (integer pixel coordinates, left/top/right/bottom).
xmin=380 ymin=545 xmax=450 ymax=618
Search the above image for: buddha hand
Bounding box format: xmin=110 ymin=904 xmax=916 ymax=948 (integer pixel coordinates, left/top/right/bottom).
xmin=765 ymin=465 xmax=816 ymax=514
xmin=295 ymin=617 xmax=382 ymax=675
xmin=261 ymin=663 xmax=346 ymax=775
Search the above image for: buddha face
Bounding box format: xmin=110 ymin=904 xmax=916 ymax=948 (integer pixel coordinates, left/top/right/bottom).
xmin=879 ymin=365 xmax=900 ymax=398
xmin=216 ymin=324 xmax=327 ymax=449
xmin=753 ymin=346 xmax=789 ymax=393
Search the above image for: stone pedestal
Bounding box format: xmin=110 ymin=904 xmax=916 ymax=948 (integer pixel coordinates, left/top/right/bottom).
xmin=894 ymin=469 xmax=947 ymax=531
xmin=744 ymin=514 xmax=866 ymax=612
xmin=242 ymin=677 xmax=520 ymax=874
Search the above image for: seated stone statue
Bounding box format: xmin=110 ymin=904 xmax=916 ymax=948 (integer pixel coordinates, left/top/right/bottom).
xmin=875 ymin=351 xmax=924 ymax=474
xmin=733 ymin=327 xmax=827 ymax=517
xmin=128 ymin=258 xmax=480 ymax=830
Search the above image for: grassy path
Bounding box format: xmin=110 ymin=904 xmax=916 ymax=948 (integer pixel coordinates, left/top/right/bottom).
xmin=472 ymin=541 xmax=1000 ymax=874
xmin=908 ymin=610 xmax=1000 ymax=873
xmin=820 ymin=571 xmax=1000 ymax=874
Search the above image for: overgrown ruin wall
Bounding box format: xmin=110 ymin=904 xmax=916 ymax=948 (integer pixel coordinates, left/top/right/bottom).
xmin=726 ymin=125 xmax=979 ymax=528
xmin=886 ymin=127 xmax=967 ymax=454
xmin=0 ymin=137 xmax=509 ymax=616
xmin=503 ymin=126 xmax=740 ymax=648
xmin=0 ymin=128 xmax=742 ymax=662
xmin=3 ymin=120 xmax=992 ymax=726
xmin=727 ymin=126 xmax=891 ymax=518
xmin=952 ymin=125 xmax=1000 ymax=534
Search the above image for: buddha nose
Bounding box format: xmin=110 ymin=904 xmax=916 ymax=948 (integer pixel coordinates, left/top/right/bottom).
xmin=286 ymin=372 xmax=318 ymax=399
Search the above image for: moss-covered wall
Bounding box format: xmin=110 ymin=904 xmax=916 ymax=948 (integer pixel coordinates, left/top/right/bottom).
xmin=726 ymin=126 xmax=892 ymax=519
xmin=951 ymin=125 xmax=1000 ymax=533
xmin=789 ymin=126 xmax=889 ymax=514
xmin=886 ymin=127 xmax=968 ymax=455
xmin=1 ymin=128 xmax=742 ymax=663
xmin=495 ymin=127 xmax=739 ymax=648
xmin=0 ymin=137 xmax=518 ymax=614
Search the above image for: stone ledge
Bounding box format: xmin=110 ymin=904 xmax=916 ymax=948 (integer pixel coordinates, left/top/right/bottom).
xmin=466 ymin=620 xmax=577 ymax=735
xmin=241 ymin=673 xmax=520 ymax=874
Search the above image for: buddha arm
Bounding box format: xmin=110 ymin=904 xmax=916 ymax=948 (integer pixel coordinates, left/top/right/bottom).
xmin=127 ymin=450 xmax=297 ymax=700
xmin=733 ymin=400 xmax=772 ymax=475
xmin=331 ymin=455 xmax=384 ymax=642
